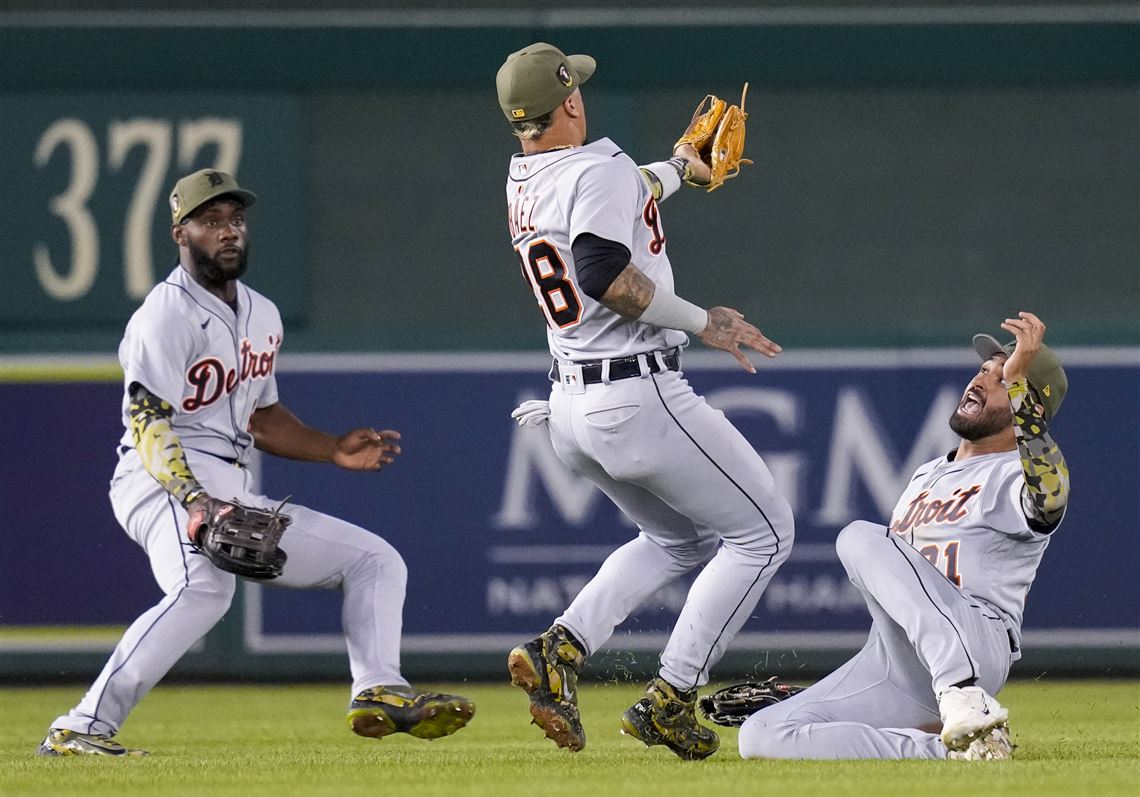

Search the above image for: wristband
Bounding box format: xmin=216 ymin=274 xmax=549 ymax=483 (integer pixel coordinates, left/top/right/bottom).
xmin=638 ymin=287 xmax=709 ymax=334
xmin=639 ymin=157 xmax=687 ymax=202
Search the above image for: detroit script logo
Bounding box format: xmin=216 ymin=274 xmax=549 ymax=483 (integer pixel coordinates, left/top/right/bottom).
xmin=889 ymin=485 xmax=982 ymax=535
xmin=182 ymin=335 xmax=281 ymax=412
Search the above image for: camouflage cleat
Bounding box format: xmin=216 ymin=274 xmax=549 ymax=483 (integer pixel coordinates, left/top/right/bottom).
xmin=507 ymin=624 xmax=587 ymax=751
xmin=36 ymin=728 xmax=149 ymax=757
xmin=347 ymin=686 xmax=475 ymax=741
xmin=620 ymin=677 xmax=720 ymax=761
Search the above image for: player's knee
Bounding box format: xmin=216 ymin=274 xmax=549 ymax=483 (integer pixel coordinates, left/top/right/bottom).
xmin=181 ymin=578 xmax=236 ymax=621
xmin=356 ymin=536 xmax=408 ymax=590
xmin=738 ymin=715 xmax=798 ymax=760
xmin=835 ymin=520 xmax=885 ymax=570
xmin=738 ymin=498 xmax=795 ymax=564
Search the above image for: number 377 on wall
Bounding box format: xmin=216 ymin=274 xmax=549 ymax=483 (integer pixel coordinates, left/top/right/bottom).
xmin=33 ymin=117 xmax=242 ymax=301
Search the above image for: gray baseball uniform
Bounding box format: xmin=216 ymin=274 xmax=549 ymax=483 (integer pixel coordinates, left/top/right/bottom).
xmin=49 ymin=265 xmax=410 ymax=738
xmin=738 ymin=448 xmax=1059 ymax=759
xmin=507 ymin=138 xmax=795 ymax=689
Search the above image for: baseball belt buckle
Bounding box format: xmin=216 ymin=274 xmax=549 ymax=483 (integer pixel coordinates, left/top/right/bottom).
xmin=559 ymin=363 xmax=585 ymax=394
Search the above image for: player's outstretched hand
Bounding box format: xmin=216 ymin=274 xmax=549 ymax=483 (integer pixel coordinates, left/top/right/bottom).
xmin=333 ymin=428 xmax=402 ymax=471
xmin=697 ymin=306 xmax=781 ymax=373
xmin=1000 ymin=311 xmax=1045 ymax=385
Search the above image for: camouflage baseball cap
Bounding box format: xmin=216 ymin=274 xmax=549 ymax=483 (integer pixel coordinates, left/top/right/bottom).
xmin=169 ymin=169 xmax=258 ymax=224
xmin=496 ymin=42 xmax=596 ymax=122
xmin=973 ymin=333 xmax=1068 ymax=418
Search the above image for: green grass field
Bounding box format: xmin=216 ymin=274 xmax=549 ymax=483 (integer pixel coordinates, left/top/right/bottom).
xmin=2 ymin=681 xmax=1137 ymax=797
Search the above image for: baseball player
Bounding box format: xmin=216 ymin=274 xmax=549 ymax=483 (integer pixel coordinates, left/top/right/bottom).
xmin=496 ymin=43 xmax=795 ymax=759
xmin=37 ymin=170 xmax=474 ymax=757
xmin=734 ymin=312 xmax=1068 ymax=761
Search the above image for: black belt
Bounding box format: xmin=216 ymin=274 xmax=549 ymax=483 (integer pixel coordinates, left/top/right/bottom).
xmin=118 ymin=444 xmax=243 ymax=467
xmin=549 ymin=348 xmax=681 ymax=385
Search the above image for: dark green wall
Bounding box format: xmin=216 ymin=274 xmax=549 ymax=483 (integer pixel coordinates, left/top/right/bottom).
xmin=2 ymin=20 xmax=1137 ymax=351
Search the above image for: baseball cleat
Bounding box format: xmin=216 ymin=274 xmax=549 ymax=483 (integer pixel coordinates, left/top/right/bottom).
xmin=507 ymin=624 xmax=586 ymax=751
xmin=36 ymin=728 xmax=149 ymax=757
xmin=347 ymin=686 xmax=475 ymax=741
xmin=938 ymin=686 xmax=1009 ymax=751
xmin=620 ymin=676 xmax=720 ymax=761
xmin=947 ymin=723 xmax=1015 ymax=761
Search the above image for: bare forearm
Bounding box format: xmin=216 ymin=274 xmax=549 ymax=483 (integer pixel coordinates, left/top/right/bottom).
xmin=250 ymin=403 xmax=337 ymax=462
xmin=599 ymin=263 xmax=657 ymax=320
xmin=1008 ymin=380 xmax=1069 ymax=525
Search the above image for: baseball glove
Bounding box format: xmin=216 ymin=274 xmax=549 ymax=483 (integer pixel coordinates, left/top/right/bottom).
xmin=698 ymin=676 xmax=805 ymax=727
xmin=186 ymin=496 xmax=291 ymax=580
xmin=674 ymin=83 xmax=753 ymax=192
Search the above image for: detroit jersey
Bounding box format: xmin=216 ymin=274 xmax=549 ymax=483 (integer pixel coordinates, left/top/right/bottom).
xmin=888 ymin=449 xmax=1060 ymax=649
xmin=506 ymin=137 xmax=688 ymax=361
xmin=117 ymin=264 xmax=282 ymax=465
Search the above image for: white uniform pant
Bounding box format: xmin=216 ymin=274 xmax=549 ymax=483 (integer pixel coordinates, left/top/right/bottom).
xmin=546 ymin=368 xmax=794 ymax=690
xmin=738 ymin=520 xmax=1015 ymax=759
xmin=52 ymin=450 xmax=409 ymax=737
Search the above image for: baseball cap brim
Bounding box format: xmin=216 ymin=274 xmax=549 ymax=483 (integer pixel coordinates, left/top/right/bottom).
xmin=567 ymin=54 xmax=596 ymax=86
xmin=972 ymin=333 xmax=1009 ymax=362
xmin=188 ymin=187 xmax=257 ymax=217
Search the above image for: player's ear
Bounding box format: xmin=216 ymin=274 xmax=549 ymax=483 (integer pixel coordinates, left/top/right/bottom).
xmin=171 ymin=223 xmax=185 ymax=246
xmin=563 ymin=89 xmax=582 ymax=119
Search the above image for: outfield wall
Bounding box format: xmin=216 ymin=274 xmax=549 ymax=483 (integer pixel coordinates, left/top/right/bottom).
xmin=1 ymin=349 xmax=1136 ymax=682
xmin=1 ymin=8 xmax=1137 ymax=352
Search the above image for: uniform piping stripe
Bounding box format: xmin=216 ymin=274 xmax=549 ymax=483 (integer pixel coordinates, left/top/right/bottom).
xmin=884 ymin=528 xmax=978 ymax=683
xmin=88 ymin=495 xmax=190 ymax=734
xmin=650 ymin=374 xmax=781 ymax=690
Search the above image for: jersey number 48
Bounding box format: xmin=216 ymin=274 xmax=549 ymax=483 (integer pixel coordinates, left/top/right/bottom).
xmin=516 ymin=239 xmax=583 ymax=330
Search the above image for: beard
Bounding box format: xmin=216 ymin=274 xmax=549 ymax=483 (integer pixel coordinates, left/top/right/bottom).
xmin=188 ymin=237 xmax=248 ymax=286
xmin=949 ymin=403 xmax=1011 ymax=441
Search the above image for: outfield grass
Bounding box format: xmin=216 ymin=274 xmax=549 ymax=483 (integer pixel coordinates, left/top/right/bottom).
xmin=1 ymin=680 xmax=1137 ymax=796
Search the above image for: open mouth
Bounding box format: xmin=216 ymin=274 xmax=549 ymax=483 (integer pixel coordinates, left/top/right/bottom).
xmin=958 ymin=389 xmax=984 ymax=416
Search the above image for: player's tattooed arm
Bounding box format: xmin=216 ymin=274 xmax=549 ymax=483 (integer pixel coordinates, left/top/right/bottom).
xmin=128 ymin=383 xmax=206 ymax=507
xmin=1007 ymin=380 xmax=1069 ymax=528
xmin=600 ymin=264 xmax=657 ymax=319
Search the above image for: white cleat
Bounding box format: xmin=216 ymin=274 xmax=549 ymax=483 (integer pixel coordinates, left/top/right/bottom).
xmin=938 ymin=686 xmax=1009 ymax=751
xmin=948 ymin=723 xmax=1014 ymax=761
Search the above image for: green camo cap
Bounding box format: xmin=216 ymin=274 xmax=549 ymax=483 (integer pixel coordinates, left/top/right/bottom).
xmin=169 ymin=169 xmax=258 ymax=224
xmin=973 ymin=333 xmax=1068 ymax=418
xmin=496 ymin=42 xmax=596 ymax=122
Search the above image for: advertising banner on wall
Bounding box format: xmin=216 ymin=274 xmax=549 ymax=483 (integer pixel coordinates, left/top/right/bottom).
xmin=5 ymin=349 xmax=1132 ymax=664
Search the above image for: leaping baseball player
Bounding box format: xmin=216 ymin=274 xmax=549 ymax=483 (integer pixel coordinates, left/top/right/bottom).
xmin=37 ymin=170 xmax=474 ymax=757
xmin=496 ymin=42 xmax=795 ymax=759
xmin=707 ymin=312 xmax=1069 ymax=761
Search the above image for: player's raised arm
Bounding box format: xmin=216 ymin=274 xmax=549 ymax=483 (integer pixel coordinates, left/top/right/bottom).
xmin=248 ymin=402 xmax=402 ymax=471
xmin=998 ymin=312 xmax=1070 ymax=529
xmin=640 ymin=85 xmax=751 ymax=202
